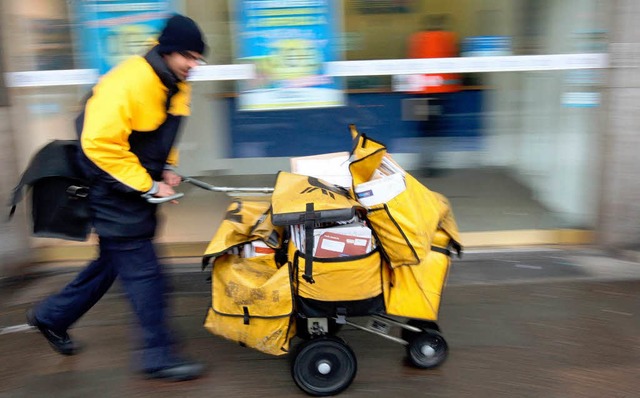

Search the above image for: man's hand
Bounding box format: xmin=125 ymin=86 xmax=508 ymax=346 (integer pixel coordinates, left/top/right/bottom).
xmin=155 ymin=181 xmax=176 ymax=197
xmin=155 ymin=181 xmax=179 ymax=204
xmin=162 ymin=169 xmax=181 ymax=187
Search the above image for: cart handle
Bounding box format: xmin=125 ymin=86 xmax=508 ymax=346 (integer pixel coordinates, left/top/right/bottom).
xmin=145 ymin=174 xmax=274 ymax=203
xmin=146 ymin=192 xmax=185 ymax=204
xmin=182 ymin=176 xmax=274 ymax=194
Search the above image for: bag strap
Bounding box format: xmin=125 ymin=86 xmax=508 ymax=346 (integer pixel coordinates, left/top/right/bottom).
xmin=430 ymin=245 xmax=451 ymax=257
xmin=431 ymin=240 xmax=463 ymax=259
xmin=7 ymin=175 xmax=28 ymax=220
xmin=302 ymin=202 xmax=318 ymax=284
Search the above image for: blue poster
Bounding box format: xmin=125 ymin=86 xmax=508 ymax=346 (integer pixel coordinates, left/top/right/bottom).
xmin=74 ymin=1 xmax=178 ymax=75
xmin=236 ymin=0 xmax=344 ymax=111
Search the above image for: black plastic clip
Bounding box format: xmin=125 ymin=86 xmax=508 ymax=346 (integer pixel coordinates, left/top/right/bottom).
xmin=67 ymin=185 xmax=89 ymax=198
xmin=243 ymin=306 xmax=250 ymax=325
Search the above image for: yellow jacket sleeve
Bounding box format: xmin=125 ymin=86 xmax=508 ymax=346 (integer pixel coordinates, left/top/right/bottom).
xmin=81 ymin=83 xmax=154 ymax=193
xmin=80 ymin=57 xmax=166 ymax=192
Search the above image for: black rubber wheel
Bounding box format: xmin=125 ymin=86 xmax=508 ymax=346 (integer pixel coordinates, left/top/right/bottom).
xmin=400 ymin=319 xmax=440 ymax=343
xmin=406 ymin=329 xmax=448 ymax=369
xmin=291 ymin=336 xmax=357 ymax=396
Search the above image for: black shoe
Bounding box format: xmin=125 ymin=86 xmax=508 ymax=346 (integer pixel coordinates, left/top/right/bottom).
xmin=26 ymin=309 xmax=81 ymax=356
xmin=145 ymin=361 xmax=204 ymax=382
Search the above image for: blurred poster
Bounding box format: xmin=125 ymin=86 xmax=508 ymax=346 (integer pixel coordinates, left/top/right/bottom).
xmin=73 ymin=0 xmax=178 ymax=75
xmin=235 ymin=0 xmax=344 ymax=111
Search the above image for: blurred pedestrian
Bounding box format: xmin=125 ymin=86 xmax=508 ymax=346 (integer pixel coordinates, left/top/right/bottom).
xmin=407 ymin=14 xmax=460 ymax=176
xmin=27 ymin=14 xmax=207 ymax=382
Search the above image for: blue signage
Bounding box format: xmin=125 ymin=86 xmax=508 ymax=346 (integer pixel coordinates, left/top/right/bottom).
xmin=235 ymin=0 xmax=344 ymax=111
xmin=73 ymin=0 xmax=178 ymax=75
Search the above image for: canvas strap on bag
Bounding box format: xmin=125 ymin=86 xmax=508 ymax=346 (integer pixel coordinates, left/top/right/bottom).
xmin=271 ymin=171 xmax=363 ymax=283
xmin=303 ymin=202 xmax=317 ymax=283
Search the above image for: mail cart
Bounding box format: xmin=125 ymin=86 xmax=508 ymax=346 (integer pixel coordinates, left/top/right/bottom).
xmin=198 ymin=126 xmax=462 ymax=396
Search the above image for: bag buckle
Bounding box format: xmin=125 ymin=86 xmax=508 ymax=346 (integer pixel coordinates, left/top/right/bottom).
xmin=67 ymin=185 xmax=89 ymax=198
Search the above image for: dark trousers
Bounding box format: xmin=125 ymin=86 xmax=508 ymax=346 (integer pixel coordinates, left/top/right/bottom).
xmin=34 ymin=237 xmax=177 ymax=371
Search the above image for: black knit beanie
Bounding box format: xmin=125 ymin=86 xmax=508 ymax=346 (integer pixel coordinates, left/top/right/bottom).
xmin=158 ymin=14 xmax=207 ymax=56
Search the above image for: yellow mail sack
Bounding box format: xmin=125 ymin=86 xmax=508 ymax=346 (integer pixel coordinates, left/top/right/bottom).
xmin=271 ymin=171 xmax=363 ymax=226
xmin=203 ymin=197 xmax=285 ymax=262
xmin=382 ymin=229 xmax=455 ymax=320
xmin=348 ymin=125 xmax=445 ymax=267
xmin=204 ymin=253 xmax=296 ymax=356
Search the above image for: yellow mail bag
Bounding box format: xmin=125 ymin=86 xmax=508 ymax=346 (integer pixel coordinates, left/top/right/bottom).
xmin=348 ymin=125 xmax=443 ymax=267
xmin=204 ymin=253 xmax=296 ymax=356
xmin=203 ymin=197 xmax=284 ymax=264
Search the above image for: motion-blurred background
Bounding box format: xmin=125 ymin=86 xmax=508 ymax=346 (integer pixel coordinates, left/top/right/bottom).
xmin=2 ymin=0 xmax=637 ymax=275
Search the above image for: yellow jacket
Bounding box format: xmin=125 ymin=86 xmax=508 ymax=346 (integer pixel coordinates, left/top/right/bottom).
xmin=76 ymin=46 xmax=191 ymax=238
xmin=80 ymin=51 xmax=191 ymax=192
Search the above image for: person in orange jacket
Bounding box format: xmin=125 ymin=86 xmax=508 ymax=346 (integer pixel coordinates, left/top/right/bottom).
xmin=407 ymin=14 xmax=461 ymax=94
xmin=407 ymin=15 xmax=461 ymax=176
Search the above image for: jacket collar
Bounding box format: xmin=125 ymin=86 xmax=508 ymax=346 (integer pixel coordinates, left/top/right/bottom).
xmin=144 ymin=45 xmax=179 ymax=91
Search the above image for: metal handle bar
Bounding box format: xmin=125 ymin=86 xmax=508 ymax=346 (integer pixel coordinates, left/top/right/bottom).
xmin=146 ymin=192 xmax=185 ymax=204
xmin=182 ymin=176 xmax=274 ymax=194
xmin=144 ymin=174 xmax=273 ymax=204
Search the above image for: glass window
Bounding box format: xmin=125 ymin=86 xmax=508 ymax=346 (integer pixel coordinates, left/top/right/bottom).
xmin=1 ymin=0 xmax=609 ymax=234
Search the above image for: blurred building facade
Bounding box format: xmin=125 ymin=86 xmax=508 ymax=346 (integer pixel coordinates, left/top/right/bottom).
xmin=1 ymin=0 xmax=639 ymax=268
xmin=0 ymin=1 xmax=30 ymax=277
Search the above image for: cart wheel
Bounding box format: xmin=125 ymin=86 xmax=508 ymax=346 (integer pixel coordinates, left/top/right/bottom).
xmin=291 ymin=336 xmax=357 ymax=396
xmin=406 ymin=329 xmax=448 ymax=369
